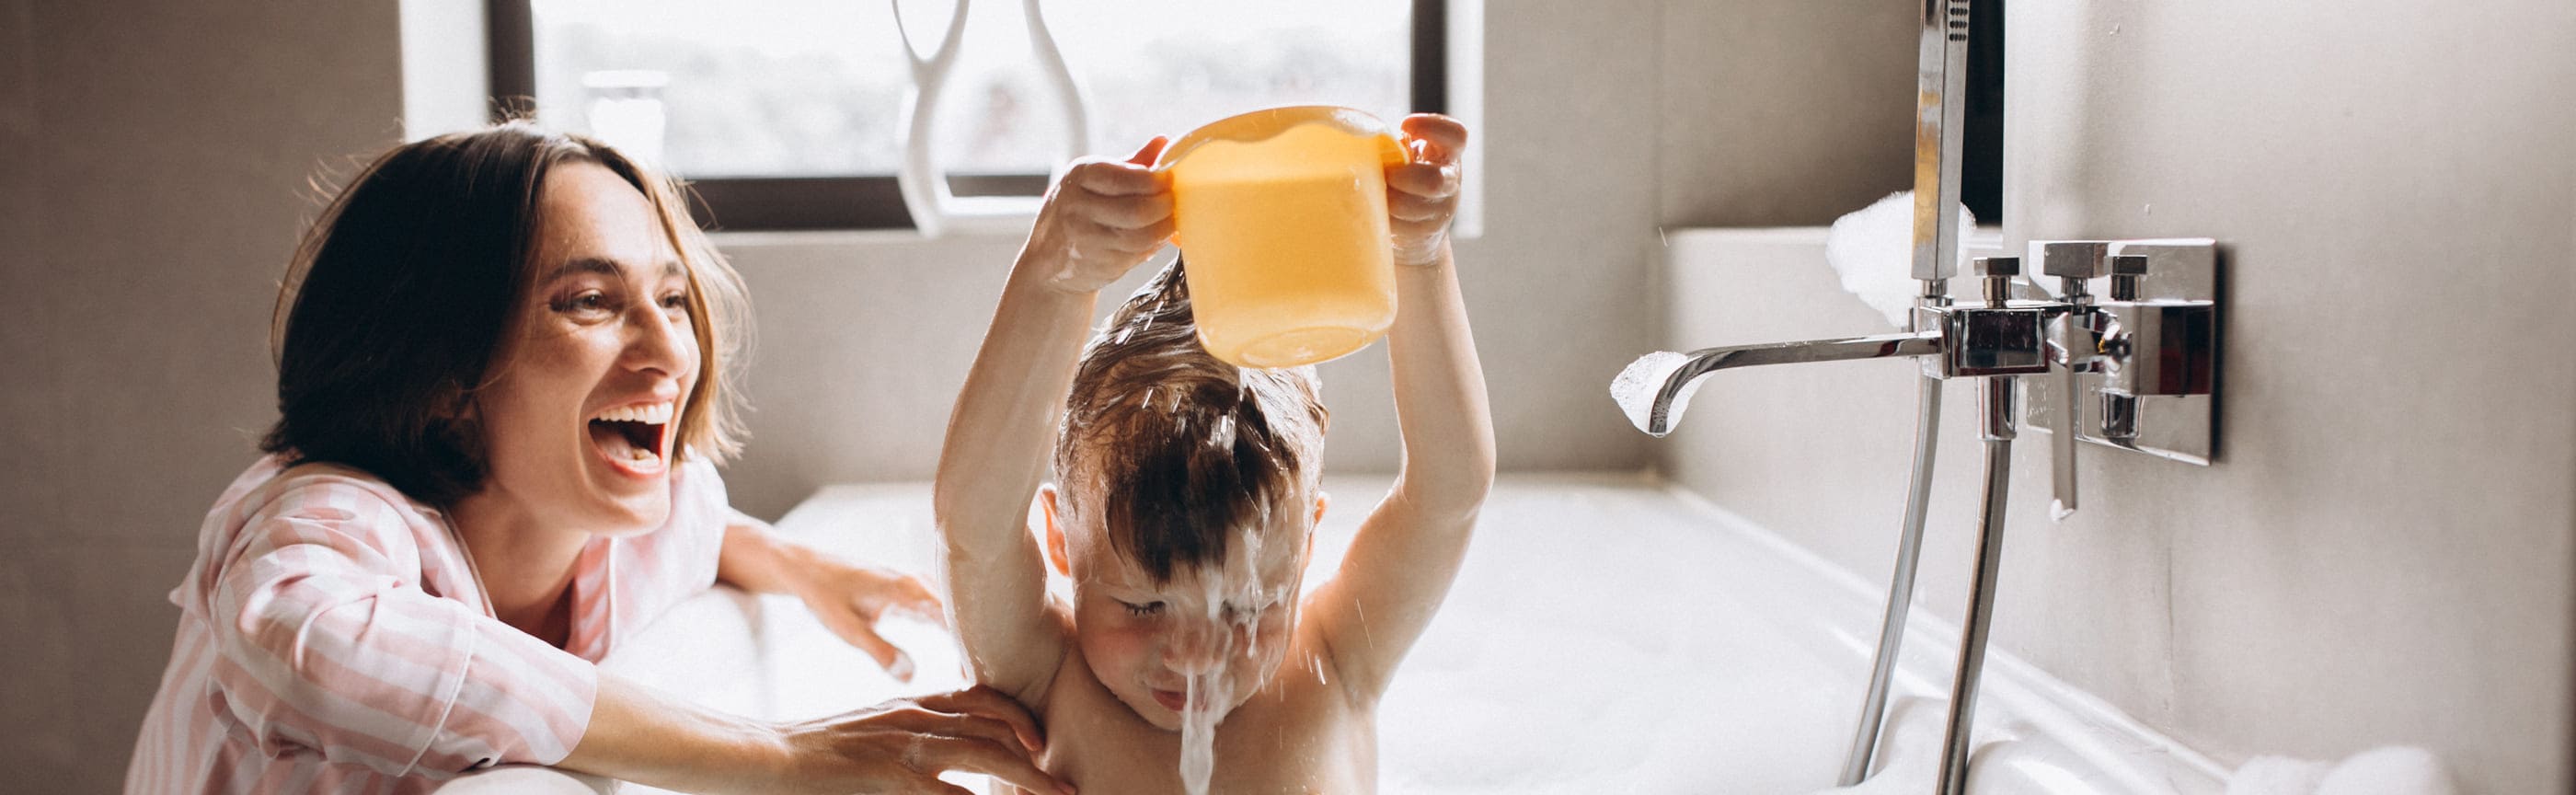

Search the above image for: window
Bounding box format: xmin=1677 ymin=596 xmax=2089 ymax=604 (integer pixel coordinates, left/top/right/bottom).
xmin=490 ymin=0 xmax=1448 ymax=231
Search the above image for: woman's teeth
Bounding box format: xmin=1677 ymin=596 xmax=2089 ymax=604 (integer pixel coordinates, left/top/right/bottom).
xmin=590 ymin=401 xmax=674 ymax=424
xmin=589 ymin=401 xmax=673 ymax=464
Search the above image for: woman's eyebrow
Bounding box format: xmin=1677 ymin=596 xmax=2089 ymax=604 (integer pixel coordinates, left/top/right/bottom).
xmin=546 ymin=257 xmax=685 ymax=282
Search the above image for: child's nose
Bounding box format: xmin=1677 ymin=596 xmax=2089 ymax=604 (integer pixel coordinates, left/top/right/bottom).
xmin=1161 ymin=620 xmax=1232 ymax=674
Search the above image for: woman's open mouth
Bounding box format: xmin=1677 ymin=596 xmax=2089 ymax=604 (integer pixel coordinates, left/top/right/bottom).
xmin=1152 ymin=688 xmax=1189 ymax=712
xmin=587 ymin=400 xmax=673 ymax=478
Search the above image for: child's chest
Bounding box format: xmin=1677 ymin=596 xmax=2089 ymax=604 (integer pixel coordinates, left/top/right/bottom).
xmin=1024 ymin=650 xmax=1374 ymax=795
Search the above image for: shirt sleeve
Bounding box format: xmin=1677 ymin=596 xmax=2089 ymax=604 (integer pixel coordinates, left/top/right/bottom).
xmin=202 ymin=478 xmax=599 ymax=778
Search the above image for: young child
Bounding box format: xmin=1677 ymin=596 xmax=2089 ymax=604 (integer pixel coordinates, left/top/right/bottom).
xmin=933 ymin=113 xmax=1491 ymax=793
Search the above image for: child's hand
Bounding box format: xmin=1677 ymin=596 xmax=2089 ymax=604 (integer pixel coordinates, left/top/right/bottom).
xmin=790 ymin=557 xmax=946 ymax=682
xmin=1027 ymin=137 xmax=1176 ymax=294
xmin=1388 ymin=113 xmax=1466 ymax=269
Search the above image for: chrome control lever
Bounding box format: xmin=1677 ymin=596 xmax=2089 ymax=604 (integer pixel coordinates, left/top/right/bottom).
xmin=2038 ymin=242 xmax=2109 ymax=517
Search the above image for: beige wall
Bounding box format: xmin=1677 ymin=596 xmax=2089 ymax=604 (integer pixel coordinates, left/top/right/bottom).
xmin=0 ymin=1 xmax=408 ymax=791
xmin=0 ymin=1 xmax=1663 ymax=788
xmin=1656 ymin=1 xmax=1916 ymax=227
xmin=1655 ymin=2 xmax=2576 ymax=792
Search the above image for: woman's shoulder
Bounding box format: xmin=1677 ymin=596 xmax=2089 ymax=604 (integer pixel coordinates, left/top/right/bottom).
xmin=213 ymin=454 xmax=438 ymax=525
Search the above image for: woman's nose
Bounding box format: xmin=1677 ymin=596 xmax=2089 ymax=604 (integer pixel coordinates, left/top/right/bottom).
xmin=624 ymin=299 xmax=693 ymax=374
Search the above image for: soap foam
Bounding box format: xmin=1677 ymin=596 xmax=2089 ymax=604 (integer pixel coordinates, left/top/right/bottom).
xmin=1610 ymin=351 xmax=1695 ymax=437
xmin=1823 ymin=192 xmax=1976 ymax=328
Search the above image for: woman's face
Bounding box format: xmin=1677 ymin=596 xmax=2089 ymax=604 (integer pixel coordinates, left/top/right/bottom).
xmin=473 ymin=161 xmax=697 ymax=535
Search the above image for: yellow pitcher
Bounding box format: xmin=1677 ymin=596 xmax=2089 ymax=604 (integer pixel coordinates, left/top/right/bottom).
xmin=1154 ymin=106 xmax=1409 ymax=369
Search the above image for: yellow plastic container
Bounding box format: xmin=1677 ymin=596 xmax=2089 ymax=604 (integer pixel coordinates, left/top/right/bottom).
xmin=1155 ymin=106 xmax=1409 ymax=368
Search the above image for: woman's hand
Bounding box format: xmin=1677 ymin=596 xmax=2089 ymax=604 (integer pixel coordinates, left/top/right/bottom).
xmin=791 ymin=557 xmax=945 ymax=681
xmin=772 ymin=686 xmax=1071 ymax=795
xmin=1022 ymin=137 xmax=1176 ymax=294
xmin=1387 ymin=113 xmax=1466 ymax=269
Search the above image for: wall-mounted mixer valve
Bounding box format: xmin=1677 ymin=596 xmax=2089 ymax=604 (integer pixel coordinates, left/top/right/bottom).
xmin=2019 ymin=239 xmax=2225 ymax=519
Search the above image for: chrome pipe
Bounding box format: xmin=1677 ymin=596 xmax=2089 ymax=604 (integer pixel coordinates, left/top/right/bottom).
xmin=1936 ymin=379 xmax=2017 ymax=795
xmin=1836 ymin=367 xmax=1944 ymax=785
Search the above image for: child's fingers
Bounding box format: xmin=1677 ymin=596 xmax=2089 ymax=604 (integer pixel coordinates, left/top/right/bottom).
xmin=1072 ymin=158 xmax=1162 ymax=198
xmin=1389 ymin=192 xmax=1452 ymax=225
xmin=1073 ymin=216 xmax=1173 ymax=259
xmin=1126 ymin=135 xmax=1170 ymax=167
xmin=1081 ymin=190 xmax=1174 ymax=231
xmin=1386 ymin=161 xmax=1458 ymax=202
xmin=1399 ymin=113 xmax=1467 ymax=160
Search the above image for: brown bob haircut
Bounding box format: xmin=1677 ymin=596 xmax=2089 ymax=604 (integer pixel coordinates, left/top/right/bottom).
xmin=261 ymin=121 xmax=748 ymax=507
xmin=1053 ymin=259 xmax=1330 ymax=584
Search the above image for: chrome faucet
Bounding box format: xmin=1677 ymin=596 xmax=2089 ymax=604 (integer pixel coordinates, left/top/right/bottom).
xmin=1617 ymin=1 xmax=2225 ymax=788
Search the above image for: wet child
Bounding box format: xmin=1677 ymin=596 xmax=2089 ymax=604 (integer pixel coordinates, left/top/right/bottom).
xmin=932 ymin=114 xmax=1491 ymax=793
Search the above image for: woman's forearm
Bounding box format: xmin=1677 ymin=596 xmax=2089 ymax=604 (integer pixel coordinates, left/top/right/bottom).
xmin=557 ymin=674 xmax=784 ymax=794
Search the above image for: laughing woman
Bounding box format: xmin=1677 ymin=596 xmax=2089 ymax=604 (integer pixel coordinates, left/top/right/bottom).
xmin=125 ymin=123 xmax=1067 ymax=795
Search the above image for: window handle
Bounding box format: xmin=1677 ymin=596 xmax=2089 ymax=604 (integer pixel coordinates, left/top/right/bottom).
xmin=891 ymin=0 xmax=1093 ymax=236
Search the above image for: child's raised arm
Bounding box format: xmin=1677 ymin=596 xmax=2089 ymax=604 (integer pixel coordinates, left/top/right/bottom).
xmin=1308 ymin=115 xmax=1496 ymax=702
xmin=934 ymin=138 xmax=1175 ymax=705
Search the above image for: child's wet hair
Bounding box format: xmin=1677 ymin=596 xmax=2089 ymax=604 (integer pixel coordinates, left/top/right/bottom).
xmin=1055 ymin=258 xmax=1329 ymax=584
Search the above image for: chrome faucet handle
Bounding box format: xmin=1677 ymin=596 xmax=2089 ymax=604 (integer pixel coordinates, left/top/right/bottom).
xmin=2039 ymin=240 xmax=2110 ymax=301
xmin=2108 ymin=254 xmax=2149 ymax=301
xmin=1974 ymin=256 xmax=2019 ymax=306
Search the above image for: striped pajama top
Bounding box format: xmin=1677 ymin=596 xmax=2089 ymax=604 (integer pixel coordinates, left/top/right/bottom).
xmin=124 ymin=454 xmax=730 ymax=794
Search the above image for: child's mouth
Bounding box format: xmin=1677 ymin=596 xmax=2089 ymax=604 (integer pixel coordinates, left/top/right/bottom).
xmin=1153 ymin=688 xmax=1189 ymax=712
xmin=587 ymin=401 xmax=673 ymax=476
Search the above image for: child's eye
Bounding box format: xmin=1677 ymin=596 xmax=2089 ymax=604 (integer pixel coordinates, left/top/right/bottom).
xmin=1120 ymin=600 xmax=1165 ymax=617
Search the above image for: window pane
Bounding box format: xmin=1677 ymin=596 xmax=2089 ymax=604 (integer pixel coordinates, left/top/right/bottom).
xmin=531 ymin=0 xmax=1410 ymax=179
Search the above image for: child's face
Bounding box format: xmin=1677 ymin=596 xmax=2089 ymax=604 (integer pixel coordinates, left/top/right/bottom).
xmin=1049 ymin=487 xmax=1324 ymax=732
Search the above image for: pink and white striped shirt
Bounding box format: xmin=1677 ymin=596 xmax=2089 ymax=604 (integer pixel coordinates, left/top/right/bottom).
xmin=125 ymin=454 xmax=730 ymax=794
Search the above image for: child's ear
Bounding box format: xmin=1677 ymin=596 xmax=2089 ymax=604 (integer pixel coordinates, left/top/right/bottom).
xmin=1041 ymin=484 xmax=1072 ymax=577
xmin=1307 ymin=491 xmax=1329 ymax=559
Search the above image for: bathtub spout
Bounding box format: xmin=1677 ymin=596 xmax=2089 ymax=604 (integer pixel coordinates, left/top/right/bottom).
xmin=1636 ymin=331 xmax=1942 ymax=437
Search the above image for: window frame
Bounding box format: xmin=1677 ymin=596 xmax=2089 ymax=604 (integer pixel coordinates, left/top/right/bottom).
xmin=487 ymin=0 xmax=1449 ymax=232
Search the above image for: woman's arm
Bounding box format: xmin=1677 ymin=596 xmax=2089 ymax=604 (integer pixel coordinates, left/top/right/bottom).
xmin=561 ymin=676 xmax=1070 ymax=795
xmin=715 ymin=513 xmax=942 ymax=679
xmin=209 ymin=479 xmax=1065 ymax=794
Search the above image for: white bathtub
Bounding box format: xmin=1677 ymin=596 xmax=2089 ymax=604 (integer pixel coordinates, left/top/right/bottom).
xmin=440 ymin=473 xmax=2228 ymax=794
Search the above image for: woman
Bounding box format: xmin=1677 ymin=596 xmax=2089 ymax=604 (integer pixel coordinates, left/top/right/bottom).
xmin=124 ymin=122 xmax=1069 ymax=795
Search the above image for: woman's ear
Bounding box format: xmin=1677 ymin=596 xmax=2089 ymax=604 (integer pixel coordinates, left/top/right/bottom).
xmin=1041 ymin=484 xmax=1071 ymax=577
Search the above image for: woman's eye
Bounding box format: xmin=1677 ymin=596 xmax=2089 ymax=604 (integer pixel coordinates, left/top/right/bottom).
xmin=1120 ymin=600 xmax=1165 ymax=617
xmin=556 ymin=291 xmax=613 ymax=316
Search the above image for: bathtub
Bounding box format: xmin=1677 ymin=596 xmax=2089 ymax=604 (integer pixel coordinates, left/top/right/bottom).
xmin=438 ymin=473 xmax=2228 ymax=794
